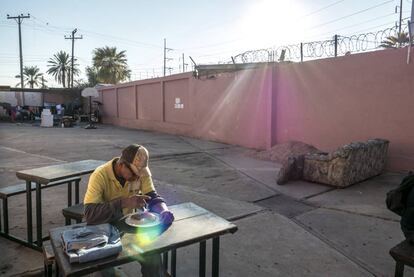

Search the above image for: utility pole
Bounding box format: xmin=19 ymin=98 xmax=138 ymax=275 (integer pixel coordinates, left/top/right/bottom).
xmin=181 ymin=53 xmax=188 ymax=73
xmin=398 ymin=0 xmax=402 ymax=36
xmin=399 ymin=0 xmax=403 ymax=37
xmin=7 ymin=13 xmax=30 ymax=105
xmin=65 ymin=28 xmax=82 ymax=88
xmin=163 ymin=38 xmax=173 ymax=76
xmin=396 ymin=0 xmax=403 ymax=46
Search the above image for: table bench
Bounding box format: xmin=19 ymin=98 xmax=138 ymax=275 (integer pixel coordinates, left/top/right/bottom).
xmin=14 ymin=159 xmax=105 ymax=250
xmin=0 ymin=176 xmax=81 ymax=235
xmin=390 ymin=239 xmax=414 ymax=277
xmin=43 ymin=240 xmax=56 ymax=277
xmin=62 ymin=203 xmax=84 ymax=225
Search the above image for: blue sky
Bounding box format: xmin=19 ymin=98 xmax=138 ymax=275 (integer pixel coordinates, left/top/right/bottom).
xmin=1 ymin=0 xmax=412 ymax=87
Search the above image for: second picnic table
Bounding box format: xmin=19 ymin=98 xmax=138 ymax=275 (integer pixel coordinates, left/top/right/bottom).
xmin=15 ymin=159 xmax=105 ymax=249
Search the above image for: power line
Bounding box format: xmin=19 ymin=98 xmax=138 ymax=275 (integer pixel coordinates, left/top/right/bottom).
xmin=302 ymin=0 xmax=346 ymax=17
xmin=30 ymin=15 xmax=72 ymax=31
xmin=179 ymin=1 xmax=395 ymax=54
xmin=303 ymin=12 xmax=397 ymax=41
xmin=31 ymin=16 xmax=162 ymax=49
xmin=342 ymin=17 xmax=409 ymax=36
xmin=28 ymin=15 xmax=163 ymax=50
xmin=79 ymin=29 xmax=162 ymax=49
xmin=308 ymin=0 xmax=394 ymax=30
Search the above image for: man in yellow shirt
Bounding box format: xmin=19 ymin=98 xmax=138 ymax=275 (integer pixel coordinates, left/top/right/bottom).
xmin=84 ymin=144 xmax=174 ymax=277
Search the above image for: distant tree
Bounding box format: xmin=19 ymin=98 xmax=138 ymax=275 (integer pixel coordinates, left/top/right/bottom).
xmin=85 ymin=66 xmax=99 ymax=87
xmin=40 ymin=76 xmax=48 ymax=89
xmin=92 ymin=46 xmax=131 ymax=84
xmin=15 ymin=66 xmax=43 ymax=88
xmin=380 ymin=32 xmax=410 ymax=48
xmin=47 ymin=51 xmax=80 ymax=87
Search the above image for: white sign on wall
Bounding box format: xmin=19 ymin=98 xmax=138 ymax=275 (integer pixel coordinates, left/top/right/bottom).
xmin=174 ymin=97 xmax=184 ymax=109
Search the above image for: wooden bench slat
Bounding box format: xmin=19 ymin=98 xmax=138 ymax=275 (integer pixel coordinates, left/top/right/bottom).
xmin=0 ymin=176 xmax=81 ymax=198
xmin=62 ymin=203 xmax=84 ymax=220
xmin=42 ymin=240 xmax=55 ymax=263
xmin=390 ymin=239 xmax=414 ymax=267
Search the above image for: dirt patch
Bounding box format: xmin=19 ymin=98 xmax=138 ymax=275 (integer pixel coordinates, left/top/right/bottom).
xmin=249 ymin=141 xmax=322 ymax=184
xmin=249 ymin=141 xmax=320 ymax=163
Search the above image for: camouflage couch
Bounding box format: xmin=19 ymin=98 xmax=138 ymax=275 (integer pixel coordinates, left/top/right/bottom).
xmin=302 ymin=138 xmax=389 ymax=188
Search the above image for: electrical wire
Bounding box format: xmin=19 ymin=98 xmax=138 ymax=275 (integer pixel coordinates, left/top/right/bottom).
xmin=303 ymin=12 xmax=397 ymax=41
xmin=302 ymin=0 xmax=346 ymax=17
xmin=30 ymin=15 xmax=162 ymax=50
xmin=307 ymin=0 xmax=394 ymax=30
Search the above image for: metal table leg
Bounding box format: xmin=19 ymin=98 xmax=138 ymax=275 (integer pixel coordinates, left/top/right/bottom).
xmin=212 ymin=237 xmax=220 ymax=277
xmin=75 ymin=179 xmax=80 ymax=204
xmin=26 ymin=181 xmax=32 ymax=244
xmin=171 ymin=249 xmax=177 ymax=277
xmin=36 ymin=182 xmax=42 ymax=247
xmin=3 ymin=197 xmax=8 ymax=234
xmin=67 ymin=181 xmax=72 ymax=207
xmin=163 ymin=252 xmax=169 ymax=273
xmin=199 ymin=241 xmax=206 ymax=277
xmin=395 ymin=261 xmax=404 ymax=277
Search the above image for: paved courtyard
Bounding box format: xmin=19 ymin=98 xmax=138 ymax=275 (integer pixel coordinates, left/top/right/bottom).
xmin=0 ymin=122 xmax=409 ymax=276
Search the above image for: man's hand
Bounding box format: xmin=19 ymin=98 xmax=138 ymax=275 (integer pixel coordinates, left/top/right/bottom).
xmin=160 ymin=210 xmax=174 ymax=225
xmin=121 ymin=195 xmax=151 ymax=209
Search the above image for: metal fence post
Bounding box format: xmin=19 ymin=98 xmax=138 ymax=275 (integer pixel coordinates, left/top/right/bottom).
xmin=300 ymin=43 xmax=303 ymax=62
xmin=334 ymin=35 xmax=338 ymax=57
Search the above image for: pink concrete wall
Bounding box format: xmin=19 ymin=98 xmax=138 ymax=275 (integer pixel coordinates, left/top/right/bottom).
xmin=191 ymin=67 xmax=272 ymax=148
xmin=100 ymin=47 xmax=414 ymax=170
xmin=164 ymin=78 xmax=191 ymax=125
xmin=101 ymin=88 xmax=117 ymax=117
xmin=137 ymin=82 xmax=162 ymax=121
xmin=99 ymin=69 xmax=272 ymax=149
xmin=273 ymin=47 xmax=414 ymax=171
xmin=117 ymin=86 xmax=135 ymax=119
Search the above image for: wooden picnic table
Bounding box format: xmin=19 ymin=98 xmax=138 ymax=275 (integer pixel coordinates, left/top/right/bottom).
xmin=15 ymin=159 xmax=105 ymax=249
xmin=49 ymin=202 xmax=238 ymax=277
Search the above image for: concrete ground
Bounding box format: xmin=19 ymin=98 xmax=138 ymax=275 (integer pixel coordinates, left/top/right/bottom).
xmin=0 ymin=122 xmax=409 ymax=276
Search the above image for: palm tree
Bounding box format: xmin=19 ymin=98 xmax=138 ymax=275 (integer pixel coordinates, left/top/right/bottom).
xmin=16 ymin=66 xmax=43 ymax=88
xmin=85 ymin=66 xmax=99 ymax=86
xmin=380 ymin=32 xmax=410 ymax=48
xmin=47 ymin=51 xmax=79 ymax=87
xmin=92 ymin=46 xmax=131 ymax=84
xmin=40 ymin=76 xmax=48 ymax=89
xmin=66 ymin=66 xmax=81 ymax=88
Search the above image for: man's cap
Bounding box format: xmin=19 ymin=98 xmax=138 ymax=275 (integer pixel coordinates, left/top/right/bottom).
xmin=120 ymin=144 xmax=151 ymax=176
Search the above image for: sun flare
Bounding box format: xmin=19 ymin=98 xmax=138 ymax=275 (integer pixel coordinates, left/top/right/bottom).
xmin=238 ymin=0 xmax=312 ymax=49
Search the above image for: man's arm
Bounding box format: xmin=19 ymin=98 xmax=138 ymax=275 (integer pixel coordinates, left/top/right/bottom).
xmin=84 ymin=195 xmax=151 ymax=225
xmin=84 ymin=199 xmax=123 ymax=225
xmin=146 ymin=191 xmax=166 ymax=211
xmin=146 ymin=190 xmax=174 ymax=225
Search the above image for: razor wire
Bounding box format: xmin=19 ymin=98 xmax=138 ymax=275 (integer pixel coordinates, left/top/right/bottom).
xmin=232 ymin=21 xmax=410 ymax=64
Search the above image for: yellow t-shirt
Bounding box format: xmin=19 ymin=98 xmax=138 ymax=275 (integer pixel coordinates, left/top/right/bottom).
xmin=84 ymin=158 xmax=155 ymax=214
